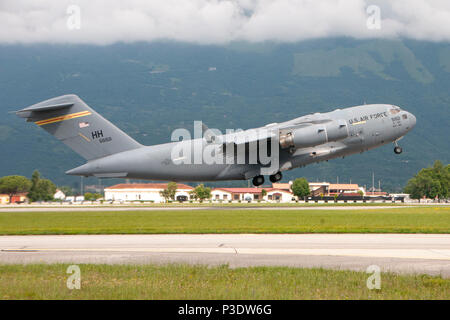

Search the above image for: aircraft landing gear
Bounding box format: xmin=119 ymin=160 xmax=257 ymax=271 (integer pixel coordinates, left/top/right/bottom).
xmin=269 ymin=172 xmax=282 ymax=183
xmin=393 ymin=141 xmax=402 ymax=154
xmin=252 ymin=175 xmax=264 ymax=186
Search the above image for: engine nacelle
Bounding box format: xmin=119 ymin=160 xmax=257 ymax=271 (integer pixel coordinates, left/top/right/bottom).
xmin=280 ymin=120 xmax=349 ymax=149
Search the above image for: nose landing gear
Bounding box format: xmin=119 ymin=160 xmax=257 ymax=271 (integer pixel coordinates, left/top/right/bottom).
xmin=393 ymin=141 xmax=402 ymax=154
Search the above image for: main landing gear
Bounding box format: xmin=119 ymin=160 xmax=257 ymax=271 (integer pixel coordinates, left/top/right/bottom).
xmin=252 ymin=175 xmax=264 ymax=186
xmin=393 ymin=141 xmax=403 ymax=154
xmin=269 ymin=172 xmax=283 ymax=183
xmin=252 ymin=172 xmax=283 ymax=186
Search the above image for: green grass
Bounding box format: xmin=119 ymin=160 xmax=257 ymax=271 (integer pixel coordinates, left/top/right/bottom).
xmin=0 ymin=207 xmax=448 ymax=234
xmin=4 ymin=202 xmax=409 ymax=207
xmin=0 ymin=264 xmax=448 ymax=299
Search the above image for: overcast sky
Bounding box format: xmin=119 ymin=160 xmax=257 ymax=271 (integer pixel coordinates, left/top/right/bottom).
xmin=1 ymin=0 xmax=449 ymax=45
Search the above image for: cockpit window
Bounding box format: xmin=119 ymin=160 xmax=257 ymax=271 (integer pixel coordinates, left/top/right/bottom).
xmin=402 ymin=114 xmax=408 ymax=119
xmin=389 ymin=107 xmax=400 ymax=115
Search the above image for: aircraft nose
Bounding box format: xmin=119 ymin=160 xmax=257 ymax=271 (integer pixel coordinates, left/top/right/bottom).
xmin=409 ymin=112 xmax=416 ymax=129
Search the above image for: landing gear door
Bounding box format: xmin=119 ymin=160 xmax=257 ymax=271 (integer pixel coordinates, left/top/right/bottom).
xmin=347 ymin=121 xmax=364 ymax=144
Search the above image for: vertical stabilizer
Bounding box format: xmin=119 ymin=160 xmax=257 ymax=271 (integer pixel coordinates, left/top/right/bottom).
xmin=16 ymin=94 xmax=142 ymax=160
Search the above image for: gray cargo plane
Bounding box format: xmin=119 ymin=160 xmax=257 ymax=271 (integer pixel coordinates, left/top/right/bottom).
xmin=16 ymin=95 xmax=416 ymax=186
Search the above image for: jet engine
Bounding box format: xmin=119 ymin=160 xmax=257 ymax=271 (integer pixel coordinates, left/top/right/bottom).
xmin=280 ymin=120 xmax=349 ymax=149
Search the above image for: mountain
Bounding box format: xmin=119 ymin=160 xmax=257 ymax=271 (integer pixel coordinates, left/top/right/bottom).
xmin=0 ymin=39 xmax=449 ymax=191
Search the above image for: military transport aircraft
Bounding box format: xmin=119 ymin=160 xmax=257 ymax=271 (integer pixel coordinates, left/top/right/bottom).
xmin=16 ymin=95 xmax=416 ymax=186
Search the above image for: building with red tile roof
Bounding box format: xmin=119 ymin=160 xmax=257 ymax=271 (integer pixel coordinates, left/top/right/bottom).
xmin=104 ymin=183 xmax=193 ymax=203
xmin=211 ymin=187 xmax=293 ymax=202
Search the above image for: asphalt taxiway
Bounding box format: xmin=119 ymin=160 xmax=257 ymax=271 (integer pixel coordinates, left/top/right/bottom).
xmin=1 ymin=234 xmax=449 ymax=277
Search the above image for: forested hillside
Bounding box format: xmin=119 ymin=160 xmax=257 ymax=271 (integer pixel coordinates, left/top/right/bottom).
xmin=0 ymin=39 xmax=449 ymax=191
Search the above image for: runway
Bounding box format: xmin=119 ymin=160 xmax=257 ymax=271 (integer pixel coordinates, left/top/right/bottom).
xmin=1 ymin=234 xmax=449 ymax=277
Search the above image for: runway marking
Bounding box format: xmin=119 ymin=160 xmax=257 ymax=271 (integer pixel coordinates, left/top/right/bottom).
xmin=2 ymin=248 xmax=450 ymax=260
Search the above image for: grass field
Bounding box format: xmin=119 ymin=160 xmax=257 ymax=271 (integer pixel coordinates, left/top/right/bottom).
xmin=0 ymin=264 xmax=448 ymax=300
xmin=0 ymin=207 xmax=448 ymax=234
xmin=1 ymin=202 xmax=409 ymax=207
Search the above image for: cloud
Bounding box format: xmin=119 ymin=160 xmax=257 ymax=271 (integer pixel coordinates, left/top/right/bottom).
xmin=0 ymin=0 xmax=449 ymax=45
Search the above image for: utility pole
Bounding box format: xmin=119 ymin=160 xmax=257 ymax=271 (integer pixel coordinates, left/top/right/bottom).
xmin=98 ymin=178 xmax=103 ymax=194
xmin=372 ymin=171 xmax=375 ymax=195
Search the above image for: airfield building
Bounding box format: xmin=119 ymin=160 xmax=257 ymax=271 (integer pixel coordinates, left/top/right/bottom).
xmin=104 ymin=183 xmax=193 ymax=203
xmin=211 ymin=187 xmax=294 ymax=202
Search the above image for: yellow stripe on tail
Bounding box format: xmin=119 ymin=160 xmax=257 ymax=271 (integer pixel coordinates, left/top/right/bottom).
xmin=35 ymin=111 xmax=92 ymax=126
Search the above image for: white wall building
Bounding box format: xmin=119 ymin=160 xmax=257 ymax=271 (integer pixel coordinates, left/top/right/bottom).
xmin=211 ymin=188 xmax=265 ymax=201
xmin=390 ymin=193 xmax=412 ymax=202
xmin=266 ymin=189 xmax=295 ymax=202
xmin=53 ymin=189 xmax=66 ymax=200
xmin=66 ymin=196 xmax=85 ymax=202
xmin=104 ymin=183 xmax=193 ymax=203
xmin=211 ymin=187 xmax=294 ymax=202
xmin=211 ymin=189 xmax=234 ymax=201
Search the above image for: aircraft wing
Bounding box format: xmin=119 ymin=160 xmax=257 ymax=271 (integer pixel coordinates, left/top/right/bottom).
xmin=216 ymin=118 xmax=333 ymax=146
xmin=223 ymin=128 xmax=277 ymax=145
xmin=205 ymin=115 xmax=334 ymax=158
xmin=277 ymin=118 xmax=333 ymax=132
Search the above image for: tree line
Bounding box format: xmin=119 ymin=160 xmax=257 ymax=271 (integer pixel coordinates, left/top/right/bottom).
xmin=404 ymin=160 xmax=449 ymax=200
xmin=1 ymin=161 xmax=447 ymax=204
xmin=159 ymin=182 xmax=212 ymax=202
xmin=159 ymin=180 xmax=311 ymax=202
xmin=0 ymin=170 xmax=56 ymax=203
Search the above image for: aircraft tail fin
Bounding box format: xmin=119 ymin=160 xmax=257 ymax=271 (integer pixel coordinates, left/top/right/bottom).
xmin=16 ymin=94 xmax=142 ymax=161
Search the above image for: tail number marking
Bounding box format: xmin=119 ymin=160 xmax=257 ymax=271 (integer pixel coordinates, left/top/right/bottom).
xmin=91 ymin=130 xmax=112 ymax=143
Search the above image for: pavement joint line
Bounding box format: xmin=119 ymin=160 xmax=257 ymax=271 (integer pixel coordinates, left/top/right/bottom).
xmin=2 ymin=247 xmax=450 ymax=260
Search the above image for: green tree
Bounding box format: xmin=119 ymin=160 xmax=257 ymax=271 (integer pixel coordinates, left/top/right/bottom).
xmin=404 ymin=160 xmax=449 ymax=200
xmin=358 ymin=190 xmax=364 ymax=198
xmin=0 ymin=175 xmax=32 ymax=203
xmin=333 ymin=194 xmax=339 ymax=202
xmin=27 ymin=170 xmax=57 ymax=202
xmin=159 ymin=182 xmax=178 ymax=202
xmin=291 ymin=178 xmax=310 ymax=200
xmin=36 ymin=179 xmax=57 ymax=201
xmin=261 ymin=189 xmax=267 ymax=197
xmin=58 ymin=186 xmax=75 ymax=197
xmin=191 ymin=184 xmax=211 ymax=203
xmin=84 ymin=192 xmax=102 ymax=201
xmin=28 ymin=170 xmax=40 ymax=201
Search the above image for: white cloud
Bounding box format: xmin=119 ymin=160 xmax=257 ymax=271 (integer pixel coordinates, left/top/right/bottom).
xmin=0 ymin=0 xmax=449 ymax=45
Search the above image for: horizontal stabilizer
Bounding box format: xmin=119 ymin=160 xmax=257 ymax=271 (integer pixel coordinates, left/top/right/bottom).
xmin=16 ymin=95 xmax=76 ymax=120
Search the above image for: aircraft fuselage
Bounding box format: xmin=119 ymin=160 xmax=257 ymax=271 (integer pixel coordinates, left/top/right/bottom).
xmin=66 ymin=103 xmax=416 ymax=183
